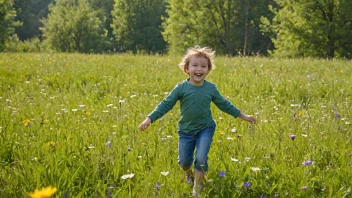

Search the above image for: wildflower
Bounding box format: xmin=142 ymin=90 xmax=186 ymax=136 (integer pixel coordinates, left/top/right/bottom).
xmin=274 ymin=193 xmax=279 ymax=197
xmin=41 ymin=119 xmax=48 ymax=124
xmin=160 ymin=171 xmax=170 ymax=176
xmin=250 ymin=167 xmax=261 ymax=172
xmin=47 ymin=141 xmax=56 ymax=147
xmin=231 ymin=157 xmax=239 ymax=162
xmin=245 ymin=157 xmax=251 ymax=162
xmin=231 ymin=127 xmax=237 ymax=133
xmin=302 ymin=160 xmax=314 ymax=166
xmin=243 ymin=182 xmax=251 ymax=188
xmin=121 ymin=173 xmax=134 ymax=180
xmin=23 ymin=119 xmax=31 ymax=127
xmin=154 ymin=182 xmax=161 ymax=190
xmin=72 ymin=109 xmax=78 ymax=112
xmin=127 ymin=147 xmax=132 ymax=152
xmin=28 ymin=186 xmax=57 ymax=198
xmin=227 ymin=137 xmax=235 ymax=140
xmin=119 ymin=99 xmax=126 ymax=104
xmin=106 ymin=141 xmax=112 ymax=147
xmin=289 ymin=135 xmax=296 ymax=140
xmin=259 ymin=195 xmax=265 ymax=198
xmin=87 ymin=145 xmax=95 ymax=149
xmin=301 ymin=134 xmax=308 ymax=137
xmin=301 ymin=186 xmax=307 ymax=190
xmin=219 ymin=130 xmax=225 ymax=135
xmin=335 ymin=113 xmax=341 ymax=119
xmin=107 ymin=104 xmax=113 ymax=107
xmin=219 ymin=171 xmax=226 ymax=177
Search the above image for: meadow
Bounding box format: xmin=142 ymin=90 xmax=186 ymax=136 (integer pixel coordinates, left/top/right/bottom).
xmin=0 ymin=53 xmax=351 ymax=198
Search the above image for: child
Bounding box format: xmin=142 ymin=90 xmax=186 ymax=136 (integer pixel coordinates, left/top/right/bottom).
xmin=138 ymin=46 xmax=256 ymax=196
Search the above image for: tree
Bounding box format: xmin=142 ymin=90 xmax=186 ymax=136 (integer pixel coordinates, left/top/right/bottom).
xmin=0 ymin=0 xmax=20 ymax=51
xmin=163 ymin=0 xmax=275 ymax=55
xmin=111 ymin=0 xmax=167 ymax=53
xmin=13 ymin=0 xmax=54 ymax=41
xmin=262 ymin=0 xmax=352 ymax=59
xmin=41 ymin=0 xmax=109 ymax=53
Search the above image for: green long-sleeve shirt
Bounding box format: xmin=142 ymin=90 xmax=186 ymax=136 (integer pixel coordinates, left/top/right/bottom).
xmin=148 ymin=79 xmax=240 ymax=134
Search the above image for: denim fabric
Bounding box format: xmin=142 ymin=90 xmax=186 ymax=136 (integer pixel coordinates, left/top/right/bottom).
xmin=177 ymin=125 xmax=216 ymax=172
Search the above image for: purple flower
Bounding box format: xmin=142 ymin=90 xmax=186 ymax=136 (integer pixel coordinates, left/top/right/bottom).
xmin=335 ymin=113 xmax=341 ymax=119
xmin=289 ymin=135 xmax=296 ymax=140
xmin=243 ymin=182 xmax=251 ymax=188
xmin=302 ymin=160 xmax=314 ymax=166
xmin=258 ymin=195 xmax=265 ymax=198
xmin=127 ymin=147 xmax=132 ymax=152
xmin=154 ymin=182 xmax=161 ymax=190
xmin=219 ymin=171 xmax=226 ymax=177
xmin=105 ymin=141 xmax=112 ymax=147
xmin=301 ymin=186 xmax=307 ymax=190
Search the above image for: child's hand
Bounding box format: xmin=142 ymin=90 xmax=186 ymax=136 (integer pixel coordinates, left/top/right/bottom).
xmin=239 ymin=112 xmax=256 ymax=124
xmin=139 ymin=117 xmax=151 ymax=131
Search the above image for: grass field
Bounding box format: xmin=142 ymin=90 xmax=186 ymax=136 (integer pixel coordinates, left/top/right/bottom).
xmin=0 ymin=53 xmax=351 ymax=197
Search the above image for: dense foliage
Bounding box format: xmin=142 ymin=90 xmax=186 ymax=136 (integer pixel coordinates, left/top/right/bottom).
xmin=1 ymin=0 xmax=352 ymax=57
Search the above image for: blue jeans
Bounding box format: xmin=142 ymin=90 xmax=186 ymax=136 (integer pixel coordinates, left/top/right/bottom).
xmin=177 ymin=125 xmax=216 ymax=172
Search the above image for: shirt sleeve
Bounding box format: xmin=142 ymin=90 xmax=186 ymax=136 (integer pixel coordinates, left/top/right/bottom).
xmin=148 ymin=83 xmax=181 ymax=122
xmin=212 ymin=85 xmax=241 ymax=118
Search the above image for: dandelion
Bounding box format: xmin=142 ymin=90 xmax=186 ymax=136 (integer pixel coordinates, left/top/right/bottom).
xmin=160 ymin=171 xmax=170 ymax=176
xmin=301 ymin=186 xmax=307 ymax=190
xmin=23 ymin=119 xmax=31 ymax=127
xmin=41 ymin=119 xmax=48 ymax=124
xmin=243 ymin=182 xmax=251 ymax=188
xmin=289 ymin=135 xmax=296 ymax=140
xmin=302 ymin=160 xmax=314 ymax=166
xmin=121 ymin=173 xmax=134 ymax=180
xmin=28 ymin=186 xmax=57 ymax=198
xmin=219 ymin=171 xmax=226 ymax=177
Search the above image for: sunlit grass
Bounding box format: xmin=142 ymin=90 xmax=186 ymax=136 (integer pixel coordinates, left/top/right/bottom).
xmin=0 ymin=53 xmax=351 ymax=197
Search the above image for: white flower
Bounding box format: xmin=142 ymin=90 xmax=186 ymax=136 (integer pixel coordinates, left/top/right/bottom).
xmin=79 ymin=105 xmax=85 ymax=108
xmin=121 ymin=173 xmax=135 ymax=180
xmin=160 ymin=171 xmax=170 ymax=176
xmin=231 ymin=127 xmax=237 ymax=133
xmin=119 ymin=99 xmax=126 ymax=103
xmin=227 ymin=137 xmax=234 ymax=140
xmin=88 ymin=145 xmax=95 ymax=149
xmin=245 ymin=157 xmax=251 ymax=162
xmin=72 ymin=109 xmax=78 ymax=112
xmin=250 ymin=167 xmax=261 ymax=172
xmin=231 ymin=157 xmax=239 ymax=162
xmin=130 ymin=94 xmax=137 ymax=98
xmin=107 ymin=104 xmax=113 ymax=107
xmin=301 ymin=134 xmax=308 ymax=137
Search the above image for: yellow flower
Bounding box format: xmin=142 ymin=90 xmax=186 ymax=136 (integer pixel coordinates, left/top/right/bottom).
xmin=28 ymin=186 xmax=57 ymax=198
xmin=47 ymin=141 xmax=56 ymax=147
xmin=41 ymin=119 xmax=48 ymax=124
xmin=219 ymin=130 xmax=225 ymax=135
xmin=23 ymin=119 xmax=31 ymax=127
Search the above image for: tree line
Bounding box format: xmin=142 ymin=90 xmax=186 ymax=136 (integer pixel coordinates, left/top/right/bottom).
xmin=1 ymin=0 xmax=351 ymax=58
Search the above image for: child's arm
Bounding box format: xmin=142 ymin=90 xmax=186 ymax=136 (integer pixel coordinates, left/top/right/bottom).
xmin=238 ymin=112 xmax=256 ymax=123
xmin=139 ymin=117 xmax=151 ymax=131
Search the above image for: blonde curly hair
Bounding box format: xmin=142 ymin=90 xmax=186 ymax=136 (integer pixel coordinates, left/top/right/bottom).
xmin=178 ymin=46 xmax=215 ymax=75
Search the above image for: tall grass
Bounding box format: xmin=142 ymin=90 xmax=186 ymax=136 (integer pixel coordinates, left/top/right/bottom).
xmin=0 ymin=53 xmax=351 ymax=197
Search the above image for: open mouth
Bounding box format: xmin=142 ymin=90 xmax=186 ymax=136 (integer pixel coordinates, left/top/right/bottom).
xmin=195 ymin=73 xmax=203 ymax=77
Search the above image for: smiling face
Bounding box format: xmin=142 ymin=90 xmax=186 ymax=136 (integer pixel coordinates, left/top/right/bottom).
xmin=185 ymin=56 xmax=209 ymax=86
